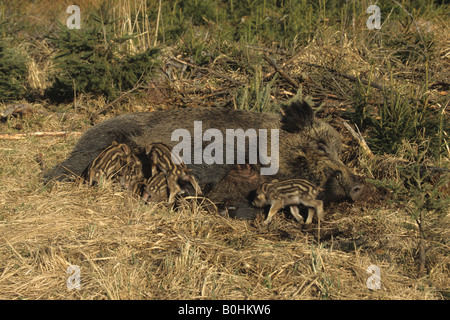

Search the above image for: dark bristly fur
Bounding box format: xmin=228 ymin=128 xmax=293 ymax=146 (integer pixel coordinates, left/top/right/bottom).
xmin=207 ymin=164 xmax=263 ymax=219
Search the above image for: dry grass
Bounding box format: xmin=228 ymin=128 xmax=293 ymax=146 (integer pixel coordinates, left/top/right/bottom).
xmin=0 ymin=112 xmax=448 ymax=300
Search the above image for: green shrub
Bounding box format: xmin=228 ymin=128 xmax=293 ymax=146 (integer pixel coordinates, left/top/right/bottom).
xmin=347 ymin=79 xmax=448 ymax=160
xmin=366 ymin=89 xmax=447 ymax=158
xmin=235 ymin=64 xmax=278 ymax=113
xmin=45 ymin=14 xmax=159 ymax=103
xmin=369 ymin=140 xmax=449 ymax=275
xmin=0 ymin=40 xmax=28 ymax=102
xmin=178 ymin=0 xmax=218 ymax=26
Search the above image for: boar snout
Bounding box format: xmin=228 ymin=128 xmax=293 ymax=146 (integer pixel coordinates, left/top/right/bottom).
xmin=349 ymin=183 xmax=364 ymax=201
xmin=332 ymin=169 xmax=364 ymax=202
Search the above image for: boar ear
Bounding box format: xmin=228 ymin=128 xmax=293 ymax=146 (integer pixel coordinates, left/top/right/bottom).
xmin=280 ymin=101 xmax=314 ymax=133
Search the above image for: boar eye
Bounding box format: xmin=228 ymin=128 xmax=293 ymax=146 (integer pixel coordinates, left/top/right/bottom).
xmin=334 ymin=170 xmax=343 ymax=181
xmin=317 ymin=142 xmax=329 ymax=154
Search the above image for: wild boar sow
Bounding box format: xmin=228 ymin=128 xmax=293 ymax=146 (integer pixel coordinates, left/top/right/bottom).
xmin=44 ymin=101 xmax=363 ymax=218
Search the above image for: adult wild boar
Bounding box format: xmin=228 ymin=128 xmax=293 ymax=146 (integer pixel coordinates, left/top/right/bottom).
xmin=44 ymin=101 xmax=363 ymax=219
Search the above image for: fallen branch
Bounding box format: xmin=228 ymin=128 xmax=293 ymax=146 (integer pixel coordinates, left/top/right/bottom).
xmin=298 ymin=61 xmax=384 ymax=91
xmin=0 ymin=131 xmax=82 ymax=140
xmin=263 ymin=53 xmax=301 ymax=89
xmin=91 ymin=82 xmax=145 ymax=122
xmin=341 ymin=120 xmax=374 ymax=158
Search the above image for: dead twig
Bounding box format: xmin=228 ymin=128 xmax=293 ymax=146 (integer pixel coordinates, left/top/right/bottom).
xmin=341 ymin=120 xmax=374 ymax=158
xmin=263 ymin=53 xmax=301 ymax=90
xmin=90 ymin=83 xmax=145 ymax=122
xmin=298 ymin=61 xmax=385 ymax=91
xmin=0 ymin=131 xmax=82 ymax=140
xmin=168 ymin=56 xmax=243 ymax=86
xmin=153 ymin=0 xmax=162 ymax=46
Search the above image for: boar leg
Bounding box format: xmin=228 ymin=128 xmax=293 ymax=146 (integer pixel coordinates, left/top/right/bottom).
xmin=187 ymin=174 xmax=203 ymax=196
xmin=305 ymin=208 xmax=315 ymax=224
xmin=299 ymin=199 xmax=324 ymax=224
xmin=289 ymin=205 xmax=304 ymax=223
xmin=315 ymin=200 xmax=324 ymax=220
xmin=264 ymin=201 xmax=284 ymax=225
xmin=167 ymin=174 xmax=182 ymax=204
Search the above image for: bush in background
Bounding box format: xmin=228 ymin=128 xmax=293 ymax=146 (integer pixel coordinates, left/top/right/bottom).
xmin=0 ymin=39 xmax=28 ymax=102
xmin=45 ymin=11 xmax=159 ymax=103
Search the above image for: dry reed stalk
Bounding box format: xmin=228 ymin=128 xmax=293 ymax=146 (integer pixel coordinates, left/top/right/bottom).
xmin=113 ymin=0 xmax=152 ymax=54
xmin=154 ymin=0 xmax=162 ymax=46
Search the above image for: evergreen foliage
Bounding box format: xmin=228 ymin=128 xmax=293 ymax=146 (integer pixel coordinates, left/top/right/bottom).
xmin=45 ymin=15 xmax=159 ymax=102
xmin=0 ymin=40 xmax=28 ymax=102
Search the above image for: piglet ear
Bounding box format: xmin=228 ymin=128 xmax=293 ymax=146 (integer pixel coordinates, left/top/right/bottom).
xmin=121 ymin=143 xmax=132 ymax=155
xmin=280 ymin=101 xmax=314 ymax=133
